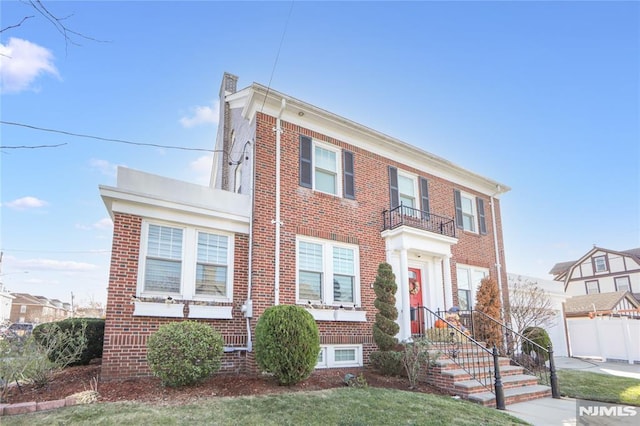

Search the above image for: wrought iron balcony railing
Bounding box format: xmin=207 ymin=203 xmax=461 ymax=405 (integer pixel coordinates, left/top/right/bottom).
xmin=382 ymin=203 xmax=456 ymax=238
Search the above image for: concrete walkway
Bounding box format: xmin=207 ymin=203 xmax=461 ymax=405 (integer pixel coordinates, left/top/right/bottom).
xmin=505 ymin=357 xmax=640 ymax=425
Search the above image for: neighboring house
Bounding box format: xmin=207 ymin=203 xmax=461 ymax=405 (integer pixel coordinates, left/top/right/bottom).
xmin=0 ymin=285 xmax=14 ymax=324
xmin=550 ymin=246 xmax=640 ymax=299
xmin=99 ymin=73 xmax=511 ymax=381
xmin=9 ymin=293 xmax=72 ymax=324
xmin=564 ymin=291 xmax=640 ymax=319
xmin=507 ymin=273 xmax=569 ymax=357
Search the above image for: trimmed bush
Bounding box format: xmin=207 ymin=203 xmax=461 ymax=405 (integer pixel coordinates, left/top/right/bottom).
xmin=147 ymin=321 xmax=224 ymax=387
xmin=372 ymin=262 xmax=399 ymax=351
xmin=521 ymin=326 xmax=551 ymax=362
xmin=255 ymin=305 xmax=320 ymax=385
xmin=33 ymin=318 xmax=104 ymax=366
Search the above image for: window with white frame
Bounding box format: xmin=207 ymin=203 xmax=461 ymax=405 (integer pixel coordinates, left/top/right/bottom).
xmin=456 ymin=265 xmax=488 ymax=310
xmin=614 ymin=276 xmax=631 ymax=292
xmin=297 ymin=237 xmax=359 ymax=306
xmin=397 ymin=173 xmax=417 ymax=209
xmin=454 ymin=190 xmax=487 ymax=234
xmin=316 ymin=345 xmax=362 ymax=369
xmin=299 ymin=136 xmax=355 ymax=199
xmin=593 ymin=255 xmax=607 ymax=273
xmin=314 ymin=143 xmax=341 ymax=195
xmin=139 ymin=221 xmax=233 ymax=301
xmin=20 ymin=305 xmax=26 ymax=314
xmin=585 ymin=280 xmax=600 ymax=294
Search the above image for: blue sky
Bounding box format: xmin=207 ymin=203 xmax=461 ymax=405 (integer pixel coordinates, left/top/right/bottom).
xmin=1 ymin=1 xmax=638 ymax=306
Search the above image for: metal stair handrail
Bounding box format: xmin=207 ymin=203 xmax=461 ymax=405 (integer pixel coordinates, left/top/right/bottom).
xmin=416 ymin=306 xmax=507 ymax=408
xmin=463 ymin=309 xmax=559 ymax=398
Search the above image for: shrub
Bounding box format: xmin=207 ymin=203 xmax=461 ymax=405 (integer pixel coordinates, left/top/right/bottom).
xmin=147 ymin=321 xmax=224 ymax=387
xmin=33 ymin=318 xmax=104 ymax=366
xmin=402 ymin=338 xmax=439 ymax=389
xmin=255 ymin=305 xmax=320 ymax=385
xmin=473 ymin=276 xmax=503 ymax=350
xmin=369 ymin=350 xmax=404 ymax=376
xmin=521 ymin=326 xmax=551 ymax=363
xmin=372 ymin=262 xmax=399 ymax=351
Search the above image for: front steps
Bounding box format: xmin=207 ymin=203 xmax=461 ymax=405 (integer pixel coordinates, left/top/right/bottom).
xmin=424 ymin=343 xmax=552 ymax=407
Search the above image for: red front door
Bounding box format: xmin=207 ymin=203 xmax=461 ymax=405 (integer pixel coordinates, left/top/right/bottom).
xmin=409 ymin=268 xmax=423 ymax=334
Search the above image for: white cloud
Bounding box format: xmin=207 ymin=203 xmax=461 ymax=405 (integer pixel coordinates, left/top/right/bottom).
xmin=189 ymin=154 xmax=213 ymax=185
xmin=76 ymin=217 xmax=113 ymax=231
xmin=12 ymin=257 xmax=98 ymax=272
xmin=4 ymin=196 xmax=48 ymax=210
xmin=179 ymin=100 xmax=219 ymax=128
xmin=89 ymin=158 xmax=119 ymax=177
xmin=0 ymin=37 xmax=60 ymax=94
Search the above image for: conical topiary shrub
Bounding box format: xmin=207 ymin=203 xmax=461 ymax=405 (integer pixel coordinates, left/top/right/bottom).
xmin=370 ymin=262 xmax=403 ymax=375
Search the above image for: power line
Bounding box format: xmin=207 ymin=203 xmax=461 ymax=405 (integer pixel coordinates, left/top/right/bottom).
xmin=261 ymin=0 xmax=295 ymax=112
xmin=1 ymin=248 xmax=110 ymax=254
xmin=0 ymin=121 xmax=218 ymax=153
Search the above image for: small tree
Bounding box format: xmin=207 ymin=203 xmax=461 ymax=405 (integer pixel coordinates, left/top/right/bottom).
xmin=147 ymin=321 xmax=224 ymax=387
xmin=473 ymin=276 xmax=503 ymax=350
xmin=508 ymin=275 xmax=556 ymax=333
xmin=370 ymin=263 xmax=403 ymax=375
xmin=372 ymin=262 xmax=399 ymax=351
xmin=255 ymin=305 xmax=320 ymax=385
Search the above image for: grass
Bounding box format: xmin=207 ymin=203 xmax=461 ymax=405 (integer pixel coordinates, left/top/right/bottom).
xmin=558 ymin=370 xmax=640 ymax=406
xmin=2 ymin=387 xmax=528 ymax=426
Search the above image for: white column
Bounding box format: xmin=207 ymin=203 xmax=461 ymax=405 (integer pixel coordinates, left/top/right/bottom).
xmin=443 ymin=255 xmax=453 ymax=310
xmin=399 ymin=248 xmax=411 ymax=341
xmin=432 ymin=257 xmax=444 ymax=311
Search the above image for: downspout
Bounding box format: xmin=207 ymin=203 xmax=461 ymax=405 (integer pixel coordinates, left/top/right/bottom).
xmin=273 ymin=98 xmax=286 ymax=305
xmin=244 ymin=140 xmax=256 ymax=352
xmin=490 ymin=185 xmax=505 ymax=323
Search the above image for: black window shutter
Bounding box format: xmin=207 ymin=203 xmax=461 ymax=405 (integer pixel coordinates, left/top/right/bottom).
xmin=299 ymin=135 xmax=312 ymax=188
xmin=389 ymin=166 xmax=399 ymax=208
xmin=477 ymin=198 xmax=487 ymax=235
xmin=419 ymin=177 xmax=430 ymax=215
xmin=343 ymin=151 xmax=355 ymax=199
xmin=454 ymin=189 xmax=463 ymax=229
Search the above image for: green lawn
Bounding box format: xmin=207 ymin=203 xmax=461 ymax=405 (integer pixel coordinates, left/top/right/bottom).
xmin=3 ymin=387 xmax=528 ymax=426
xmin=558 ymin=370 xmax=640 ymax=406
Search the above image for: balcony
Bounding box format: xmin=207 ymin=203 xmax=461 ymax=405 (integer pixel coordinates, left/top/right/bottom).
xmin=382 ymin=204 xmax=456 ymax=239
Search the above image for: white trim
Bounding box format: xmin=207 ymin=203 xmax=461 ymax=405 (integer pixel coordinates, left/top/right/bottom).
xmin=188 ymin=305 xmax=233 ymax=319
xmin=315 ymin=344 xmax=363 ymax=369
xmin=137 ymin=219 xmax=235 ymax=304
xmin=312 ymin=139 xmax=343 ymax=197
xmin=133 ymin=302 xmax=184 ymax=318
xmin=295 ymin=235 xmax=361 ymax=307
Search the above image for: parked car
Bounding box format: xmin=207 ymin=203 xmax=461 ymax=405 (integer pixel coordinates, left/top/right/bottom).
xmin=0 ymin=322 xmax=34 ymax=340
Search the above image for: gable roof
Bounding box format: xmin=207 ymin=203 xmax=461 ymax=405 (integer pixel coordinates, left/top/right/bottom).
xmin=549 ymin=246 xmax=640 ymax=280
xmin=564 ymin=291 xmax=639 ymax=316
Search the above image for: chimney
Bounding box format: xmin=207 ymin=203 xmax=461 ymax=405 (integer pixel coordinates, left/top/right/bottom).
xmin=220 ymin=73 xmax=238 ymax=191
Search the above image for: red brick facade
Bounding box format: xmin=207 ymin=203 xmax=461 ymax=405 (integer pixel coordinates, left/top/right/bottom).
xmin=101 ymin=85 xmax=508 ymax=381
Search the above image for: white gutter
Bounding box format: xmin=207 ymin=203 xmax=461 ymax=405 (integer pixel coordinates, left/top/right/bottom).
xmin=244 ymin=140 xmax=255 ymax=351
xmin=273 ymin=98 xmax=286 ymax=305
xmin=490 ymin=185 xmax=505 ymax=323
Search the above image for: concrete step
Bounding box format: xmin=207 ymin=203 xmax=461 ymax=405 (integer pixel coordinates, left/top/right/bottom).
xmin=440 ymin=364 xmax=524 ymax=380
xmin=467 ymin=385 xmax=552 ymax=407
xmin=454 ymin=374 xmax=540 ymax=394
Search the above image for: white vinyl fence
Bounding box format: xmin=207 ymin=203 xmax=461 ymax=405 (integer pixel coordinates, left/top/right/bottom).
xmin=566 ymin=317 xmax=640 ymax=364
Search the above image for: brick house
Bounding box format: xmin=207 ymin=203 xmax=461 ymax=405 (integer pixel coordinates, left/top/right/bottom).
xmin=99 ymin=73 xmax=511 ymax=381
xmin=9 ymin=293 xmax=71 ymax=324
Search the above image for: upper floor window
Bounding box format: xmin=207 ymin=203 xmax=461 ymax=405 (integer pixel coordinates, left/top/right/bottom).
xmin=297 ymin=236 xmax=360 ymax=306
xmin=139 ymin=221 xmax=234 ymax=301
xmin=456 ymin=265 xmax=488 ymax=310
xmin=454 ymin=189 xmax=487 ymax=234
xmin=593 ymin=255 xmax=608 ymax=273
xmin=388 ymin=166 xmax=430 ymax=214
xmin=20 ymin=305 xmax=27 ymax=314
xmin=299 ymin=135 xmax=355 ymax=199
xmin=614 ymin=276 xmax=631 ymax=292
xmin=585 ymin=280 xmax=600 ymax=294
